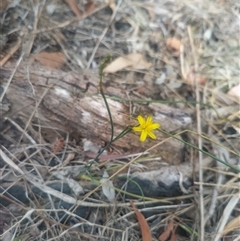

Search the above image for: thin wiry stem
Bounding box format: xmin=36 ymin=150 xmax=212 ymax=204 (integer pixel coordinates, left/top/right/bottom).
xmin=159 ymin=128 xmax=240 ymax=172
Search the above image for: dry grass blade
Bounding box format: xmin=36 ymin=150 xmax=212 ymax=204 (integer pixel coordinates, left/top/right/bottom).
xmin=214 ymin=194 xmax=240 ymax=241
xmin=105 ymin=0 xmax=116 ymax=11
xmin=0 ymin=55 xmax=23 ymax=102
xmin=0 ymin=39 xmax=21 ymax=67
xmin=0 ymin=149 xmax=24 ymax=175
xmin=1 ymin=0 xmax=240 ymax=240
xmin=187 ymin=25 xmax=204 ymax=241
xmin=24 ymin=0 xmax=46 ymax=55
xmin=86 ymin=0 xmax=123 ymax=68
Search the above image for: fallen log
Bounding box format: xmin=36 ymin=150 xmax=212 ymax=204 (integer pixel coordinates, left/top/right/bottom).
xmin=1 ymin=61 xmax=192 ymax=165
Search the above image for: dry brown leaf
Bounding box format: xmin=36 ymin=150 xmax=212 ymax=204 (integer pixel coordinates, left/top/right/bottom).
xmin=0 ymin=0 xmax=9 ymax=12
xmin=85 ymin=2 xmax=96 ymax=14
xmin=170 ymin=224 xmax=178 ymax=241
xmin=32 ymin=52 xmax=66 ymax=69
xmin=227 ymin=84 xmax=240 ymax=99
xmin=103 ymin=53 xmax=152 ymax=73
xmin=64 ymin=0 xmax=82 ymax=18
xmin=158 ymin=219 xmax=174 ymax=241
xmin=166 ymin=38 xmax=181 ymax=50
xmin=186 ymin=70 xmax=207 ymax=85
xmin=170 ymin=232 xmax=177 ymax=241
xmin=221 ymin=216 xmax=240 ymax=237
xmin=52 ymin=138 xmax=65 ymax=153
xmin=130 ymin=200 xmax=152 ymax=241
xmin=166 ymin=38 xmax=181 ymax=56
xmin=197 ymin=77 xmax=207 ymax=85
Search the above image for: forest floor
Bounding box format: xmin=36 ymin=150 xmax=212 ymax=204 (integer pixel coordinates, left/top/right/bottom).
xmin=0 ymin=0 xmax=240 ymax=241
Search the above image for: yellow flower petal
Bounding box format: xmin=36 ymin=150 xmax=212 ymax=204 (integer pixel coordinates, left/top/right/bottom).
xmin=147 ymin=131 xmax=156 ymax=139
xmin=140 ymin=130 xmax=147 ymax=142
xmin=132 ymin=115 xmax=160 ymax=142
xmin=132 ymin=126 xmax=143 ymax=132
xmin=146 ymin=116 xmax=152 ymax=125
xmin=147 ymin=123 xmax=160 ymax=130
xmin=137 ymin=115 xmax=145 ymax=126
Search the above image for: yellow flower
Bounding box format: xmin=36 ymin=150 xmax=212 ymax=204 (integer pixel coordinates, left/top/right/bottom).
xmin=132 ymin=115 xmax=160 ymax=142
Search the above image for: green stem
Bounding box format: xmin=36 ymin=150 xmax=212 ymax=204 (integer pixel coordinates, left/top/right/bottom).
xmin=159 ymin=129 xmax=240 ymax=172
xmin=99 ymin=56 xmax=114 ymax=143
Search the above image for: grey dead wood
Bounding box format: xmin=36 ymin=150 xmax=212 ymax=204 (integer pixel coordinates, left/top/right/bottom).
xmin=1 ymin=61 xmax=193 ymax=165
xmin=0 ymin=61 xmax=194 ymax=208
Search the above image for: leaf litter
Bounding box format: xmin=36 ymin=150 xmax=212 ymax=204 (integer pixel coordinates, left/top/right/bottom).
xmin=0 ymin=0 xmax=240 ymax=241
xmin=103 ymin=53 xmax=152 ymax=73
xmin=130 ymin=200 xmax=152 ymax=241
xmin=158 ymin=219 xmax=174 ymax=241
xmin=32 ymin=51 xmax=66 ymax=68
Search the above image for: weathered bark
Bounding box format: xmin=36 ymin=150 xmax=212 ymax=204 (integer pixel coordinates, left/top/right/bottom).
xmin=1 ymin=61 xmax=192 ymax=165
